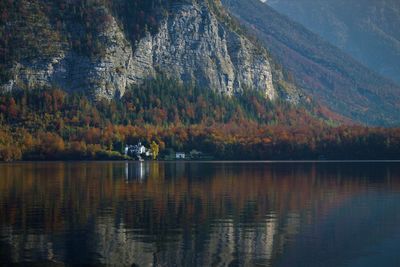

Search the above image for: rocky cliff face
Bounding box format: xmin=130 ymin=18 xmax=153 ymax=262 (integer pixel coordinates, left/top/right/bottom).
xmin=1 ymin=1 xmax=276 ymax=100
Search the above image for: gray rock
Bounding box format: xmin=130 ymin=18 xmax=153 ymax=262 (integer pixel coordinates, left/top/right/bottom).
xmin=1 ymin=1 xmax=276 ymax=100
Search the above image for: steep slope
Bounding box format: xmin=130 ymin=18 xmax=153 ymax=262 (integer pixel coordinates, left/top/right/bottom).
xmin=267 ymin=0 xmax=400 ymax=84
xmin=222 ymin=0 xmax=400 ymax=126
xmin=0 ymin=0 xmax=277 ymax=100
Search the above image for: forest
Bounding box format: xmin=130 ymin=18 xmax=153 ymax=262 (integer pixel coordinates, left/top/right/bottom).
xmin=0 ymin=76 xmax=399 ymax=162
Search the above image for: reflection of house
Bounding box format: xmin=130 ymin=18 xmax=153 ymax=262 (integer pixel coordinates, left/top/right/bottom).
xmin=124 ymin=162 xmax=149 ymax=182
xmin=175 ymin=152 xmax=185 ymax=159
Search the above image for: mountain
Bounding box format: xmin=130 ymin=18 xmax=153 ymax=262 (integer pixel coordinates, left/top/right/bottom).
xmin=222 ymin=0 xmax=400 ymax=126
xmin=1 ymin=0 xmax=400 ymax=162
xmin=267 ymin=0 xmax=400 ymax=85
xmin=1 ymin=0 xmax=399 ymax=126
xmin=0 ymin=0 xmax=285 ymax=100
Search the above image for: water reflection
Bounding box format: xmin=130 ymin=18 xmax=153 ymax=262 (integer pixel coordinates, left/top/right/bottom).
xmin=0 ymin=162 xmax=400 ymax=266
xmin=125 ymin=162 xmax=149 ymax=182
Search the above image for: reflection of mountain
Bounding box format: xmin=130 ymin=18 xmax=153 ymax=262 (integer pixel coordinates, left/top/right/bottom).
xmin=0 ymin=162 xmax=400 ymax=266
xmin=94 ymin=217 xmax=155 ymax=266
xmin=91 ymin=216 xmax=280 ymax=266
xmin=0 ymin=227 xmax=56 ymax=264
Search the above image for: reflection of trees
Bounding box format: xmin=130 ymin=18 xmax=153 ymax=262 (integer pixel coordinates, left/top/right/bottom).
xmin=0 ymin=162 xmax=399 ymax=265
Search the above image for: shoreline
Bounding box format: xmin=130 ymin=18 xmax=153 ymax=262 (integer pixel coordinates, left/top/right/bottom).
xmin=1 ymin=159 xmax=400 ymax=164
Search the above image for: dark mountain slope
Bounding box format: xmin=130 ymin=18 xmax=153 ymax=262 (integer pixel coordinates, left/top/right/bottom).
xmin=222 ymin=0 xmax=400 ymax=126
xmin=268 ymin=0 xmax=400 ymax=84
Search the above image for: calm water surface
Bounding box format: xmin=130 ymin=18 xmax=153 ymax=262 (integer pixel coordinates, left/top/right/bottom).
xmin=1 ymin=161 xmax=400 ymax=266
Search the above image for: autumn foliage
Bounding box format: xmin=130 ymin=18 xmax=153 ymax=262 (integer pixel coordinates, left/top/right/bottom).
xmin=0 ymin=77 xmax=399 ymax=161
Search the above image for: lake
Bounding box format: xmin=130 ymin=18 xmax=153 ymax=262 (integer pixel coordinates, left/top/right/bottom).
xmin=1 ymin=161 xmax=400 ymax=266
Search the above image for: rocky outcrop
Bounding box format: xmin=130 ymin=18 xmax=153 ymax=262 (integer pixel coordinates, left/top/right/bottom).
xmin=2 ymin=8 xmax=135 ymax=100
xmin=1 ymin=1 xmax=276 ymax=100
xmin=132 ymin=2 xmax=276 ymax=99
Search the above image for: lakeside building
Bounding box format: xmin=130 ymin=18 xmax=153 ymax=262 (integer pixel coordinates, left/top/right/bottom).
xmin=175 ymin=152 xmax=186 ymax=159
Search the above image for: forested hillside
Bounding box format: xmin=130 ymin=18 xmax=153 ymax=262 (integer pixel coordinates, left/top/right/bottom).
xmin=1 ymin=81 xmax=400 ymax=161
xmin=222 ymin=0 xmax=400 ymax=126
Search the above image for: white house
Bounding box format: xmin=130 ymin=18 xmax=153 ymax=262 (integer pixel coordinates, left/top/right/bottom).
xmin=138 ymin=143 xmax=146 ymax=154
xmin=176 ymin=152 xmax=185 ymax=159
xmin=125 ymin=142 xmax=149 ymax=159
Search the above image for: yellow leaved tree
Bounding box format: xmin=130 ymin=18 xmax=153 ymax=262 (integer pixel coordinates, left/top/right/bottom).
xmin=150 ymin=141 xmax=159 ymax=160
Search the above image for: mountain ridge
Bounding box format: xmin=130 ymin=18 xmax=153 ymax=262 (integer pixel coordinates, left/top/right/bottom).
xmin=267 ymin=0 xmax=400 ymax=84
xmin=222 ymin=0 xmax=400 ymax=126
xmin=1 ymin=0 xmax=399 ymax=126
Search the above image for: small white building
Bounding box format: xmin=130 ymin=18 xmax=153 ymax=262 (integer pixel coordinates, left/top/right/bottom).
xmin=176 ymin=152 xmax=185 ymax=159
xmin=125 ymin=142 xmax=148 ymax=158
xmin=138 ymin=144 xmax=146 ymax=154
